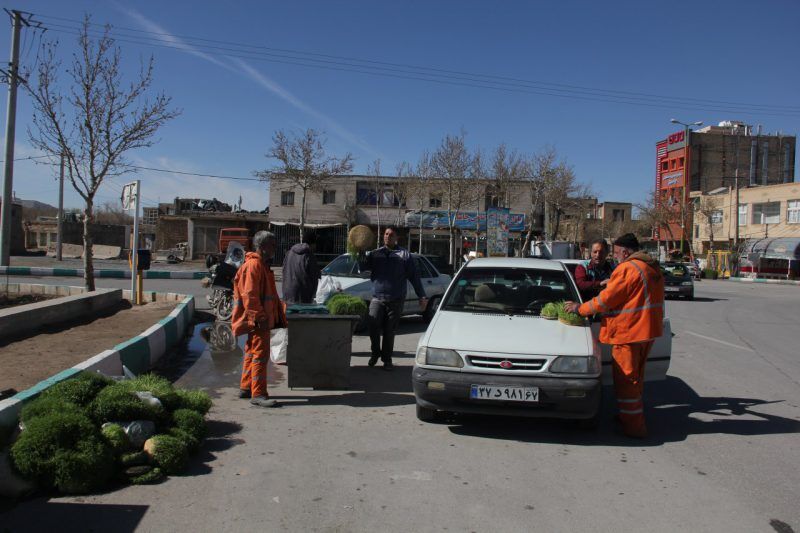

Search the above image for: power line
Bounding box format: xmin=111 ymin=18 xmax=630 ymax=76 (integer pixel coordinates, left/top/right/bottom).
xmin=36 ymin=13 xmax=800 ymax=112
xmin=33 ymin=16 xmax=800 ymax=117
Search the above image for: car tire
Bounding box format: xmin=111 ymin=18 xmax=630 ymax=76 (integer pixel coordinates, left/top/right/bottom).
xmin=685 ymin=292 xmax=694 ymax=301
xmin=422 ymin=296 xmax=439 ymax=323
xmin=416 ymin=403 xmax=440 ymax=422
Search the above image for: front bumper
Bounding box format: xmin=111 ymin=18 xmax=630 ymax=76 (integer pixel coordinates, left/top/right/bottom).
xmin=665 ymin=285 xmax=693 ymax=297
xmin=412 ymin=366 xmax=601 ymax=419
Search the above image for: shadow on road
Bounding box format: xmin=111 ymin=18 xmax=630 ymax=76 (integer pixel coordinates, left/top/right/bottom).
xmin=687 ymin=297 xmax=728 ymax=302
xmin=185 ymin=419 xmax=245 ymax=476
xmin=0 ymin=501 xmax=148 ymax=532
xmin=445 ymin=376 xmax=799 ymax=446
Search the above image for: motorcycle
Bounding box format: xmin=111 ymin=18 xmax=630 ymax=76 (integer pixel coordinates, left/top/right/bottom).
xmin=205 ymin=242 xmax=245 ymax=321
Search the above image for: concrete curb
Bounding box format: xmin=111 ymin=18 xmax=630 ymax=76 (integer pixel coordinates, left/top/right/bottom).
xmin=0 ymin=294 xmax=195 ymax=442
xmin=0 ymin=266 xmax=206 ymax=280
xmin=727 ymin=277 xmax=800 ymax=286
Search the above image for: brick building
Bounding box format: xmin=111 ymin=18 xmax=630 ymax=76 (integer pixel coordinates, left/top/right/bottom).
xmin=655 ymin=121 xmax=796 ymax=250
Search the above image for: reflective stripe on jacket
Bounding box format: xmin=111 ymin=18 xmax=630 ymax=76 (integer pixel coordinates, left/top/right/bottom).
xmin=231 ymin=252 xmax=286 ymax=337
xmin=578 ymin=252 xmax=664 ymax=344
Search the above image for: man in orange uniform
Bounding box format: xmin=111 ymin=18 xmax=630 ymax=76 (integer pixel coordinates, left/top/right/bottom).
xmin=564 ymin=233 xmax=664 ymax=438
xmin=231 ymin=231 xmax=287 ymax=407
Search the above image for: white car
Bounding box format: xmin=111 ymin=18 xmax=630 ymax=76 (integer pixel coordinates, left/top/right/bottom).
xmin=316 ymin=253 xmax=451 ymax=322
xmin=413 ymin=257 xmax=672 ymax=423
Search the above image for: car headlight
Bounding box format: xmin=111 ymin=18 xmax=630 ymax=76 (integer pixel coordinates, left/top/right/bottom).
xmin=681 ymin=281 xmax=693 ymax=286
xmin=416 ymin=346 xmax=464 ymax=368
xmin=549 ymin=356 xmax=598 ymax=374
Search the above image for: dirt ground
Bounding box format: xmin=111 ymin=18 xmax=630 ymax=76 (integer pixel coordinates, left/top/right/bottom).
xmin=0 ymin=300 xmax=179 ymax=394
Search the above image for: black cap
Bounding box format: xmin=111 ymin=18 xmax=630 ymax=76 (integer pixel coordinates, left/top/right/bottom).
xmin=613 ymin=233 xmax=640 ymax=251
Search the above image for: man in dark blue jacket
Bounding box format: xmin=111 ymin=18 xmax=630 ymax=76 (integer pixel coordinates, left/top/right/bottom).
xmin=282 ymin=230 xmax=321 ymax=304
xmin=361 ymin=226 xmax=427 ymax=370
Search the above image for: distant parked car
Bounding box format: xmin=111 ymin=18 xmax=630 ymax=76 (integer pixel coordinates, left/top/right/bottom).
xmin=316 ymin=253 xmax=451 ymax=322
xmin=662 ymin=262 xmax=694 ymax=300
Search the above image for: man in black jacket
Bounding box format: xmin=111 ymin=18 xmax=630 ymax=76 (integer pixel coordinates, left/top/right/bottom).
xmin=361 ymin=226 xmax=427 ymax=371
xmin=282 ymin=230 xmax=321 ymax=304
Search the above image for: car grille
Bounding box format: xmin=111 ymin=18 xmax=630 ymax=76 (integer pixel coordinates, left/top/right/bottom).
xmin=467 ymin=355 xmax=547 ymax=371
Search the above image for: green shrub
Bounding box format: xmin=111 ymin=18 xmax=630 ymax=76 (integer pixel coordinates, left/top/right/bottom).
xmin=172 ymin=409 xmax=207 ymax=441
xmin=130 ymin=466 xmax=164 ymax=485
xmin=326 ymin=293 xmax=368 ymax=317
xmin=148 ymin=434 xmax=189 ymax=475
xmin=90 ymin=384 xmax=166 ymax=425
xmin=41 ymin=372 xmax=112 ymax=407
xmin=703 ymin=268 xmax=718 ymax=279
xmin=10 ymin=410 xmax=114 ymax=494
xmin=116 ymin=374 xmax=179 ymax=411
xmin=120 ymin=450 xmax=149 ymax=467
xmin=173 ymin=389 xmax=212 ymax=415
xmin=168 ymin=427 xmax=200 ymax=453
xmin=20 ymin=395 xmax=83 ymax=423
xmin=101 ymin=423 xmax=129 ymax=454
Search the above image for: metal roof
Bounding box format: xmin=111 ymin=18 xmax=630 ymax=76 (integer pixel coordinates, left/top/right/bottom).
xmin=744 ymin=238 xmax=800 ymax=260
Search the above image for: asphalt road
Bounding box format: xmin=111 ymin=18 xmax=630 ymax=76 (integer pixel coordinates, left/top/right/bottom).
xmin=3 ymin=279 xmax=799 ymax=532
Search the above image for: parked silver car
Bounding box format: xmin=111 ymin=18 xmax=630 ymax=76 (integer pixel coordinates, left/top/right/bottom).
xmin=316 ymin=253 xmax=451 ymax=322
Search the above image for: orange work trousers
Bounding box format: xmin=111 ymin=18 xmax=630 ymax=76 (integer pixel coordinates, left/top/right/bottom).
xmin=240 ymin=329 xmax=270 ymax=398
xmin=611 ymin=341 xmax=654 ymax=435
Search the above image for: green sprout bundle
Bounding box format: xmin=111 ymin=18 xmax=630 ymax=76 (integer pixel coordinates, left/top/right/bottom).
xmin=326 ymin=293 xmax=368 ymax=318
xmin=557 ymin=301 xmax=585 ymax=326
xmin=540 ymin=302 xmax=560 ymax=319
xmin=8 ymin=371 xmax=213 ymax=494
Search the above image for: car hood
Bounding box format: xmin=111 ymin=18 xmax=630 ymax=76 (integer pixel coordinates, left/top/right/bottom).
xmin=424 ymin=310 xmax=594 ymax=356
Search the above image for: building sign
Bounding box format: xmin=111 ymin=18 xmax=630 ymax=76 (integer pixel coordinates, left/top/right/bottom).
xmin=486 ymin=207 xmax=510 ymax=257
xmin=661 ymin=171 xmax=683 ymax=188
xmin=667 ymin=130 xmax=686 ymax=151
xmin=404 ymin=210 xmax=526 ymax=231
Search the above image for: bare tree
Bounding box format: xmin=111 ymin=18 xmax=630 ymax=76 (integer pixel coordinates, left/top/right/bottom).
xmin=521 ymin=148 xmax=555 ymax=255
xmin=636 ymin=190 xmax=680 ymax=256
xmin=408 ymin=152 xmax=434 ymax=254
xmin=393 ymin=161 xmax=414 ymax=228
xmin=489 ymin=143 xmax=528 ymax=209
xmin=257 ymin=128 xmax=353 ymax=240
xmin=26 ymin=17 xmax=179 ymax=290
xmin=695 ymin=195 xmax=723 ymax=255
xmin=368 ymin=159 xmax=382 ymax=247
xmin=431 ymin=132 xmax=475 ymax=265
xmin=95 ymin=201 xmax=133 ymax=225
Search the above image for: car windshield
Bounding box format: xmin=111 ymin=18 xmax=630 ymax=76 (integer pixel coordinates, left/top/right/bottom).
xmin=441 ymin=267 xmax=578 ymax=316
xmin=662 ymin=264 xmax=690 ymax=279
xmin=322 ymin=255 xmax=369 ymax=277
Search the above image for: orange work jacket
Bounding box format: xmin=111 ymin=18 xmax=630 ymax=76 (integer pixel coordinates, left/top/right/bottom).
xmin=231 ymin=252 xmax=286 ymax=337
xmin=578 ymin=252 xmax=665 ymax=345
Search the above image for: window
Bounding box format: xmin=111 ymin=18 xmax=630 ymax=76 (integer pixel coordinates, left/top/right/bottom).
xmin=678 ymin=157 xmax=685 ymax=169
xmin=429 ymin=194 xmax=442 ymax=208
xmin=788 ymin=200 xmax=800 ymax=224
xmin=751 ymin=202 xmax=780 ymax=225
xmin=694 ymin=225 xmax=699 ymax=238
xmin=710 ymin=210 xmax=723 ymax=224
xmin=280 ymin=191 xmax=295 ymax=206
xmin=322 ymin=190 xmax=336 ymax=205
xmin=612 ymin=209 xmax=625 ymax=222
xmin=661 ymin=161 xmax=668 ymax=171
xmin=738 ymin=204 xmax=747 ymax=226
xmin=414 ymin=257 xmax=433 ymax=279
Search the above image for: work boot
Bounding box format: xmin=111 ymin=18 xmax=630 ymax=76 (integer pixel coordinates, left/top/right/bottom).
xmin=250 ymin=396 xmax=279 ymax=408
xmin=382 ymin=361 xmax=394 ymax=372
xmin=238 ymin=389 xmax=251 ymax=399
xmin=368 ymin=355 xmax=379 ymax=367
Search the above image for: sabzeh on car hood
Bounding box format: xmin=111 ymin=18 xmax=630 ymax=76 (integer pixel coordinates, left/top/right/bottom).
xmin=422 ymin=310 xmax=596 ymax=358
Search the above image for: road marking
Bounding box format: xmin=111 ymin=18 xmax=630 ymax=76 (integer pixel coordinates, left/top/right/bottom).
xmin=684 ymin=331 xmax=754 ymax=352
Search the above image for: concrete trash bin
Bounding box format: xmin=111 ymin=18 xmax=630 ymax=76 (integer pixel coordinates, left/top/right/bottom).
xmin=286 ymin=314 xmax=360 ymax=389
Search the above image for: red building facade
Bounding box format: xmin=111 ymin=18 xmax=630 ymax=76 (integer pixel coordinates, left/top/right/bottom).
xmin=655 ymin=131 xmax=692 ymax=249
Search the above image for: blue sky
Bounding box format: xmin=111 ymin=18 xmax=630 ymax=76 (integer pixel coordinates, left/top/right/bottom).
xmin=3 ymin=0 xmax=798 ymax=212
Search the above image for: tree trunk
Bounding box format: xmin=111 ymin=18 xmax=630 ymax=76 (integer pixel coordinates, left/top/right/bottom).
xmin=418 ymin=213 xmax=423 ymax=254
xmin=83 ymin=201 xmax=95 ymax=291
xmin=299 ymin=188 xmax=307 ymax=241
xmin=521 ymin=214 xmax=535 ymax=256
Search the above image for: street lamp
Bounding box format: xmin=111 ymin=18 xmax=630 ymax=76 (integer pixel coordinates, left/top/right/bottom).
xmin=669 ymin=118 xmax=703 ymax=256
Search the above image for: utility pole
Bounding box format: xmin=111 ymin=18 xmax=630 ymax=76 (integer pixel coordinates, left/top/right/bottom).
xmin=56 ymin=154 xmax=64 ymax=261
xmin=0 ymin=10 xmax=23 ymax=266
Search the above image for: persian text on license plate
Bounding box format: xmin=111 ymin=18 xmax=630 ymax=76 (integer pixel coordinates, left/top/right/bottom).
xmin=665 ymin=287 xmax=679 ymax=292
xmin=470 ymin=385 xmax=539 ymax=402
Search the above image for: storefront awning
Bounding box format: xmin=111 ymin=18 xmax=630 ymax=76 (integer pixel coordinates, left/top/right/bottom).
xmin=269 ymin=221 xmax=344 ymax=229
xmin=743 ymin=238 xmax=800 ymax=260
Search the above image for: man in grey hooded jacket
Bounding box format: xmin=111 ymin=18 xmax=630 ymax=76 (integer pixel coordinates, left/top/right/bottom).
xmin=282 ymin=230 xmax=321 ymax=304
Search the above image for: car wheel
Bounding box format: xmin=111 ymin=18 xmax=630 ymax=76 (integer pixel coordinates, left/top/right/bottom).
xmin=416 ymin=403 xmax=440 ymax=422
xmin=685 ymin=292 xmax=694 ymax=301
xmin=422 ymin=296 xmax=439 ymax=323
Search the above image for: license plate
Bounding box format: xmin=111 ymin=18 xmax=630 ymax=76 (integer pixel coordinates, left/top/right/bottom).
xmin=665 ymin=287 xmax=679 ymax=292
xmin=470 ymin=385 xmax=539 ymax=402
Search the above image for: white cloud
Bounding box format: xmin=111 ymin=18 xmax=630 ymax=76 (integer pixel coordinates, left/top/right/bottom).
xmin=118 ymin=5 xmax=379 ymax=157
